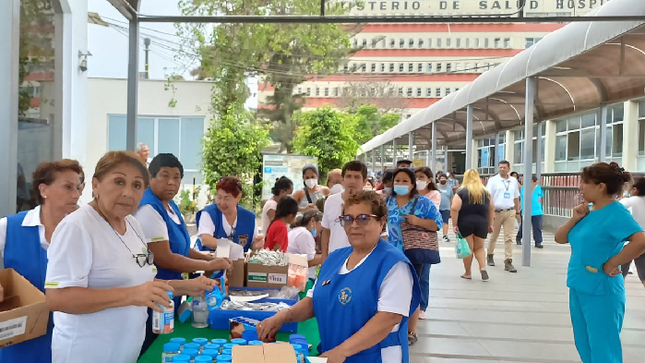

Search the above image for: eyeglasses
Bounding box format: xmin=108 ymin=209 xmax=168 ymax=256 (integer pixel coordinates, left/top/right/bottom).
xmin=133 ymin=252 xmax=155 ymax=267
xmin=338 ymin=214 xmax=380 ymax=228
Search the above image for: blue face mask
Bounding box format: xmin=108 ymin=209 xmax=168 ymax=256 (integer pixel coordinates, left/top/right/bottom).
xmin=384 ymin=187 xmax=392 ymax=194
xmin=311 ymin=228 xmax=317 ymax=238
xmin=394 ymin=185 xmax=410 ymax=196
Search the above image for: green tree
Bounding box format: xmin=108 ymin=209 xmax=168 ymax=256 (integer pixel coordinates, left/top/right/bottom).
xmin=292 ymin=106 xmax=359 ymax=176
xmin=202 ymin=105 xmax=270 ymax=210
xmin=177 ymin=0 xmax=356 ymax=152
xmin=353 ymin=104 xmax=400 ymax=145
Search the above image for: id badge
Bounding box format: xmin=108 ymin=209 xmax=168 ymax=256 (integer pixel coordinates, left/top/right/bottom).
xmin=504 ymin=192 xmax=511 ymax=199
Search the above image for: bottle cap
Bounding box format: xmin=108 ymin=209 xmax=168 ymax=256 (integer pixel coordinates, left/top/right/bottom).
xmin=181 ymin=348 xmax=199 ymax=358
xmin=163 ymin=343 xmax=180 ymax=352
xmin=170 ymin=337 xmax=186 ymax=345
xmin=193 ymin=338 xmax=208 ymax=346
xmin=202 ymin=349 xmax=219 ymax=357
xmin=172 ymin=354 xmax=190 ymax=362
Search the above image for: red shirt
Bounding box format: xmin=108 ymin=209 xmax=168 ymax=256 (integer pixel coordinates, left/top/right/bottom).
xmin=264 ymin=220 xmax=289 ymax=252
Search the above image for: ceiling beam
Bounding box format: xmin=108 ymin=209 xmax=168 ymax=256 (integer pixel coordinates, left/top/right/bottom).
xmin=106 ymin=0 xmax=138 ymax=21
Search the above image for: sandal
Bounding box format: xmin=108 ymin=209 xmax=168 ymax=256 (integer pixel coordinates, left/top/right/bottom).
xmin=408 ymin=332 xmax=418 ymax=346
xmin=460 ymin=274 xmax=472 ymax=280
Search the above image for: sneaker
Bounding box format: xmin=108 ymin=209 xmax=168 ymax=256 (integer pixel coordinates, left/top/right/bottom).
xmin=419 ymin=310 xmax=427 ymax=320
xmin=535 ymin=244 xmax=544 ymax=249
xmin=504 ymin=259 xmax=518 ymax=273
xmin=487 ymin=254 xmax=495 ymax=266
xmin=480 ymin=270 xmax=489 ymax=281
xmin=443 ymin=235 xmax=450 ymax=243
xmin=516 ymin=240 xmax=522 ymax=245
xmin=408 ymin=332 xmax=418 ymax=346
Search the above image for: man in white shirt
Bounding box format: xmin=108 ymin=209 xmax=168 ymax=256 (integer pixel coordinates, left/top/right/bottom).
xmin=321 ymin=160 xmax=367 ymax=259
xmin=486 ymin=160 xmax=521 ymax=273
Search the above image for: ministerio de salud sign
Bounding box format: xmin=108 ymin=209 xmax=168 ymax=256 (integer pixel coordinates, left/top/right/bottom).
xmin=334 ymin=0 xmax=610 ymax=15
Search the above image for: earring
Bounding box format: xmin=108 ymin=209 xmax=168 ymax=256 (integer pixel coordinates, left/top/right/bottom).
xmin=42 ymin=195 xmax=47 ymax=199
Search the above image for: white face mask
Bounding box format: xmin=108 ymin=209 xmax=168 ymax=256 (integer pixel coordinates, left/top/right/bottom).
xmin=330 ymin=184 xmax=344 ymax=195
xmin=305 ymin=179 xmax=318 ymax=189
xmin=416 ymin=180 xmax=428 ymax=191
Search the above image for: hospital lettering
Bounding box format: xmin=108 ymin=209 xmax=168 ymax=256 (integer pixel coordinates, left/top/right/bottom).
xmin=555 ymin=0 xmax=610 ymax=9
xmin=334 ymin=0 xmax=609 ymax=12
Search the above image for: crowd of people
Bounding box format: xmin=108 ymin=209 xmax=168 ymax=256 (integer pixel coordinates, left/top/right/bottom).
xmin=1 ymin=144 xmax=645 ymax=363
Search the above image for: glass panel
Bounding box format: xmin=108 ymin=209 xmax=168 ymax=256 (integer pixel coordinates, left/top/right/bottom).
xmin=181 ymin=117 xmax=205 ymax=184
xmin=108 ymin=115 xmax=127 ymax=151
xmin=568 ymin=132 xmax=580 ymax=161
xmin=568 ymin=117 xmax=581 ymax=130
xmin=612 ymin=105 xmax=624 ymax=122
xmin=540 ymin=138 xmax=545 ymax=162
xmin=639 ymin=100 xmax=645 ymax=118
xmin=605 ymin=126 xmax=612 ymax=157
xmin=137 ymin=117 xmax=155 ymax=155
xmin=639 ymin=118 xmax=645 ymax=154
xmin=514 ymin=141 xmax=523 ymax=165
xmin=580 ymin=129 xmax=595 ymax=160
xmin=556 ymin=120 xmax=567 ymax=133
xmin=581 ymin=113 xmax=596 ymax=128
xmin=556 ymin=135 xmax=567 ymax=161
xmin=158 ymin=118 xmax=180 ymax=156
xmin=613 ymin=124 xmax=623 ymax=157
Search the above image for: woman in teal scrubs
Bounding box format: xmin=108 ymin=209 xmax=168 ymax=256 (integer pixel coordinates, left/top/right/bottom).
xmin=555 ymin=162 xmax=645 ymax=363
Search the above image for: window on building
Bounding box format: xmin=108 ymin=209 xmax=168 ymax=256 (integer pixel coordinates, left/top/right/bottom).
xmin=343 ymin=64 xmax=348 ymax=72
xmin=416 ymin=87 xmax=422 ymax=97
xmin=390 ymin=39 xmax=395 ymax=48
xmin=409 ymin=38 xmax=414 ymax=47
xmin=437 ymin=63 xmax=442 ymax=72
xmin=445 ymin=88 xmax=451 ymax=95
xmin=418 ymin=63 xmax=423 ymax=72
xmin=315 ymin=87 xmax=320 ymax=96
xmin=361 ymin=63 xmax=366 ymax=72
xmin=555 ymin=135 xmax=567 ymax=161
xmin=427 ymin=63 xmax=432 ymax=73
xmin=371 ymin=63 xmax=376 ymax=72
xmin=437 ymin=38 xmax=442 ymax=48
xmin=352 ymin=39 xmax=358 ymax=48
xmin=485 ymin=38 xmax=490 ymax=48
xmin=324 ymin=88 xmax=329 ymax=96
xmin=445 ymin=38 xmax=451 ymax=48
xmin=333 ymin=87 xmax=339 ymax=96
xmin=504 ymin=38 xmax=511 ymax=48
xmin=408 ymin=63 xmax=413 ymax=72
xmin=371 ymin=38 xmax=378 ymax=48
xmin=494 ymin=38 xmax=501 ymax=48
xmin=435 ymin=88 xmax=441 ymax=97
xmin=419 ymin=39 xmax=424 ymax=48
xmin=466 ymin=38 xmax=470 ymax=48
xmin=398 ymin=87 xmax=403 ymax=96
xmin=399 ymin=63 xmax=404 ymax=72
xmin=456 ymin=38 xmax=461 ymax=48
xmin=639 ymin=100 xmax=645 ymax=154
xmin=426 ymin=87 xmax=432 ymax=97
xmin=455 ymin=87 xmax=460 ymax=92
xmin=390 ymin=63 xmax=395 ymax=72
xmin=406 ymin=87 xmax=412 ymax=97
xmin=297 ymin=87 xmax=302 ymax=94
xmin=306 ymin=87 xmax=311 ymax=96
xmin=400 ymin=38 xmax=405 ymax=48
xmin=475 ymin=38 xmax=480 ymax=48
xmin=380 ymin=63 xmax=385 ymax=72
xmin=350 ymin=64 xmax=357 ymax=72
xmin=525 ymin=37 xmax=542 ymax=48
xmin=362 ymin=39 xmax=367 ymax=47
xmin=428 ymin=38 xmax=432 ymax=48
xmin=446 ymin=63 xmax=452 ymax=72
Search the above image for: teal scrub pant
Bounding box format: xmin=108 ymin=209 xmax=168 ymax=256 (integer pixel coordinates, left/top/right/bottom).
xmin=569 ymin=289 xmax=625 ymax=363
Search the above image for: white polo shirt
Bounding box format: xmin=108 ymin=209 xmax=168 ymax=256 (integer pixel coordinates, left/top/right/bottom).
xmin=486 ymin=174 xmax=520 ymax=210
xmin=321 ymin=193 xmax=349 ymax=253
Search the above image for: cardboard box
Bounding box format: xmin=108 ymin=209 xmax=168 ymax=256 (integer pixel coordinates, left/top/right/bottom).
xmin=228 ymin=259 xmax=246 ymax=288
xmin=246 ymin=253 xmax=308 ymax=290
xmin=0 ymin=268 xmax=49 ymax=349
xmin=232 ymin=343 xmax=297 ymax=363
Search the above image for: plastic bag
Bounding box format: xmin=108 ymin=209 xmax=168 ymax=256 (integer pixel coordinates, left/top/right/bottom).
xmin=455 ymin=233 xmax=472 ymax=259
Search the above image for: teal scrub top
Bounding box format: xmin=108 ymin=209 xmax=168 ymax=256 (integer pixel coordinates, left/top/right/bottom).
xmin=567 ymin=202 xmax=642 ymax=296
xmin=520 ymin=185 xmax=543 ymax=216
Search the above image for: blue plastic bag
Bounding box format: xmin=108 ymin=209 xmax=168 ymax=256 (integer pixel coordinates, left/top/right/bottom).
xmin=455 ymin=233 xmax=472 ymax=259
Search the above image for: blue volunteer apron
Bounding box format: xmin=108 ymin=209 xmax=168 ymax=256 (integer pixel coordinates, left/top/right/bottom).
xmin=0 ymin=210 xmax=52 ymax=363
xmin=312 ymin=240 xmax=420 ymax=363
xmin=195 ymin=204 xmax=256 ymax=252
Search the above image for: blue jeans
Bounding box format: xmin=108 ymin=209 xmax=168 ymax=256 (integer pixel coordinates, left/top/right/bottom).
xmin=516 ymin=215 xmax=543 ymax=245
xmin=420 ymin=264 xmax=431 ymax=311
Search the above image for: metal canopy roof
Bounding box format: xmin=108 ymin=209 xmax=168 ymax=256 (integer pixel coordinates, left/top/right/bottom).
xmin=359 ymin=0 xmax=645 ymax=155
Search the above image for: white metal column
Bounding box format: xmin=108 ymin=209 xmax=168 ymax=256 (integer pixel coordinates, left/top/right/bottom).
xmin=126 ymin=18 xmax=140 ymax=151
xmin=599 ymin=106 xmax=608 ymax=162
xmin=408 ymin=132 xmax=414 ymax=162
xmin=494 ymin=132 xmax=500 ymax=169
xmin=536 ymin=122 xmax=543 ymax=179
xmin=522 ymin=77 xmax=536 ymax=267
xmin=431 ymin=121 xmax=438 ymax=172
xmin=371 ymin=151 xmax=376 ymax=173
xmin=0 ymin=0 xmax=20 ymax=218
xmin=465 ymin=105 xmax=474 ymax=170
xmin=380 ymin=144 xmax=385 ymax=172
xmin=392 ymin=139 xmax=397 ymax=167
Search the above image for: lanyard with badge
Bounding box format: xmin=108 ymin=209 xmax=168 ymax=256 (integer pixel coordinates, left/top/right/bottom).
xmin=503 ymin=179 xmax=512 ymax=199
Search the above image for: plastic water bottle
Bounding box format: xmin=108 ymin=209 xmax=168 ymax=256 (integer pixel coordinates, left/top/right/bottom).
xmin=161 ymin=342 xmax=180 ymax=363
xmin=152 ymin=291 xmax=174 ymax=334
xmin=191 ymin=296 xmax=209 ymax=328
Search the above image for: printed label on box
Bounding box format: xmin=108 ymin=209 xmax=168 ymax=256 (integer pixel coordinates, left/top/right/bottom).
xmin=0 ymin=316 xmax=27 ymax=341
xmin=267 ymin=273 xmax=287 ymax=284
xmin=248 ymin=272 xmax=268 ymax=282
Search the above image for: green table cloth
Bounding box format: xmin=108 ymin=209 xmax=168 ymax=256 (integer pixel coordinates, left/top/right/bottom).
xmin=138 ymin=316 xmax=320 ymax=362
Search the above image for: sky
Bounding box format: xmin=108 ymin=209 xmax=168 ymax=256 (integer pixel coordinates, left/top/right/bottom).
xmin=87 ymin=0 xmax=258 ymax=108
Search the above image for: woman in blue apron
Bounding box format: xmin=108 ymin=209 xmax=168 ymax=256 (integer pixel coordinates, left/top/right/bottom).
xmin=136 ymin=154 xmax=232 ymax=355
xmin=555 ymin=162 xmax=645 ymax=363
xmin=196 ymin=176 xmax=261 ymax=253
xmin=0 ymin=159 xmax=84 ymax=363
xmin=258 ymin=191 xmax=420 ymax=363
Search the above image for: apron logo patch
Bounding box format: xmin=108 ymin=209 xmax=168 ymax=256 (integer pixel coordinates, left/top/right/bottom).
xmin=239 ymin=234 xmax=249 ymax=246
xmin=338 ymin=287 xmax=353 ymax=305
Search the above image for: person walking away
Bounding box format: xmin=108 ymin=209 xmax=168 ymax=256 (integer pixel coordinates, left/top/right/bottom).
xmin=414 ymin=167 xmax=441 ymax=320
xmin=620 ymin=176 xmax=645 ymax=289
xmin=262 ymin=177 xmax=293 ymax=235
xmin=555 ymin=162 xmax=645 ymax=363
xmin=0 ymin=159 xmax=84 ymax=363
xmin=486 ymin=161 xmax=520 ymax=273
xmin=437 ymin=174 xmax=454 ymax=242
xmin=447 ymin=171 xmax=460 ymax=194
xmin=293 ymin=165 xmax=329 ymax=212
xmin=451 ymin=169 xmax=494 ymax=281
xmin=516 ymin=175 xmax=544 ymax=248
xmin=265 ymin=197 xmax=299 ymax=252
xmin=321 ymin=161 xmax=367 ymax=259
xmin=386 ymin=168 xmax=442 ymax=345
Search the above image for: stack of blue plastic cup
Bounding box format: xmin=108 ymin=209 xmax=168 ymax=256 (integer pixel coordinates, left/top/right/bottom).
xmin=242 ymin=329 xmax=258 ymax=342
xmin=231 ymin=338 xmax=247 ymax=345
xmin=289 ymin=334 xmax=309 ymax=353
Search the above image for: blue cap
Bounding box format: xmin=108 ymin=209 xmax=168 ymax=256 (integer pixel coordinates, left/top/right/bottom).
xmin=242 ymin=330 xmax=258 ymax=341
xmin=167 ymin=291 xmax=174 ymax=299
xmin=170 ymin=337 xmax=186 ymax=345
xmin=195 ymin=356 xmax=213 ymax=363
xmin=163 ymin=343 xmax=180 ymax=353
xmin=181 ymin=348 xmax=199 ymax=358
xmin=248 ymin=340 xmax=263 ymax=346
xmin=184 ymin=343 xmax=200 ymax=351
xmin=230 ymin=338 xmax=247 ymax=345
xmin=223 ymin=343 xmax=234 ymax=350
xmin=204 ymin=344 xmax=219 ymax=350
xmin=222 ymin=349 xmax=232 ymax=355
xmin=216 ymin=355 xmax=232 ymax=363
xmin=289 ymin=334 xmax=306 ymax=342
xmin=211 ymin=339 xmax=228 ymax=345
xmin=202 ymin=349 xmax=218 ymax=357
xmin=193 ymin=338 xmax=208 ymax=346
xmin=178 ymin=308 xmax=192 ymax=323
xmin=172 ymin=355 xmax=190 ymax=362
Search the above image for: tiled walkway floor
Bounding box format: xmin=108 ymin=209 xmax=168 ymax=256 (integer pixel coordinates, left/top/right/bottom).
xmin=411 ymin=230 xmax=645 ymax=363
